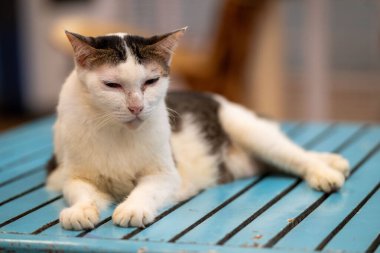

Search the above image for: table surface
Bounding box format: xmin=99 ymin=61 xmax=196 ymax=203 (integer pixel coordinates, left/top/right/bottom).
xmin=0 ymin=116 xmax=379 ymax=253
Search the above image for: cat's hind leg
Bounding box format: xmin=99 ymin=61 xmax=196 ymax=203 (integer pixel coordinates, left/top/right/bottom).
xmin=216 ymin=96 xmax=348 ymax=193
xmin=60 ymin=178 xmax=112 ymax=230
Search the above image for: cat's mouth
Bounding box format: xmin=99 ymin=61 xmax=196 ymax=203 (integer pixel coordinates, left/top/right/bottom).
xmin=124 ymin=117 xmax=143 ymax=130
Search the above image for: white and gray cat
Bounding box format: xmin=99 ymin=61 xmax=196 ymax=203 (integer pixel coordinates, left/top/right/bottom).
xmin=47 ymin=28 xmax=349 ymax=230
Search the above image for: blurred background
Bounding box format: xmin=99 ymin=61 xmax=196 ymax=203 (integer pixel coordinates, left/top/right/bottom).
xmin=0 ymin=0 xmax=379 ymax=131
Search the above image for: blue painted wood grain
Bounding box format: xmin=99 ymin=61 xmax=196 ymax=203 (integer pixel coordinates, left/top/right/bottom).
xmin=225 ymin=126 xmax=379 ymax=247
xmin=0 ymin=128 xmax=52 ymax=154
xmin=279 ymin=122 xmax=299 ymax=133
xmin=0 ymin=170 xmax=46 ymax=203
xmin=275 ymin=136 xmax=380 ymax=249
xmin=0 ymin=233 xmax=305 ymax=253
xmin=0 ymin=187 xmax=60 ymax=224
xmin=325 ymin=189 xmax=380 ymax=252
xmin=0 ymin=153 xmax=51 ymax=184
xmin=285 ymin=123 xmax=330 ymax=146
xmin=0 ymin=116 xmax=54 ymax=144
xmin=0 ymin=145 xmax=52 ymax=171
xmin=1 ymin=198 xmax=65 ymax=233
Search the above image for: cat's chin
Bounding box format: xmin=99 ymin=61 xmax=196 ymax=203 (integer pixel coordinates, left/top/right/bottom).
xmin=125 ymin=118 xmax=143 ymax=130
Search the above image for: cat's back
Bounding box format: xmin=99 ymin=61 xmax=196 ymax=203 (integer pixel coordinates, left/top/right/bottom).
xmin=166 ymin=91 xmax=229 ymax=153
xmin=166 ymin=91 xmax=238 ymax=199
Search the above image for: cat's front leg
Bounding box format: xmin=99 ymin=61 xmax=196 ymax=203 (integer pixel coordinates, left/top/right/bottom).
xmin=60 ymin=178 xmax=112 ymax=230
xmin=112 ymin=171 xmax=180 ymax=227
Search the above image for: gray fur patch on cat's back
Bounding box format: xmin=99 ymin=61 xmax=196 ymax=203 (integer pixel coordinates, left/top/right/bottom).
xmin=166 ymin=91 xmax=230 ymax=154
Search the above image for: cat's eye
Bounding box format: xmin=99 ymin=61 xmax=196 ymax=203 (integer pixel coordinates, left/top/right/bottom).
xmin=144 ymin=77 xmax=160 ymax=86
xmin=104 ymin=82 xmax=122 ymax=89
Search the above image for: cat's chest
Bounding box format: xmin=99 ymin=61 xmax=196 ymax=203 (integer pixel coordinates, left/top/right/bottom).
xmin=79 ymin=131 xmax=152 ymax=199
xmin=89 ymin=131 xmax=154 ymax=173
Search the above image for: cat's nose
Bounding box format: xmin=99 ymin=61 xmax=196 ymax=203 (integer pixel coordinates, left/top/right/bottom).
xmin=128 ymin=105 xmax=144 ymax=115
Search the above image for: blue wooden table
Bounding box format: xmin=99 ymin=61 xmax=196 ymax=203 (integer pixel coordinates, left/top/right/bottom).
xmin=0 ymin=117 xmax=379 ymax=253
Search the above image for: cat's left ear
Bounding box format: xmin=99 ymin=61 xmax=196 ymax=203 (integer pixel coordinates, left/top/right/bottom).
xmin=148 ymin=27 xmax=187 ymax=64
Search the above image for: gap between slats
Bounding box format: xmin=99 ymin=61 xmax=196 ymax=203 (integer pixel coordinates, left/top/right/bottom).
xmin=366 ymin=234 xmax=380 ymax=253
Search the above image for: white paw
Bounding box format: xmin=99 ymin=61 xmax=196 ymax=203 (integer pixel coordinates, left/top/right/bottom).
xmin=305 ymin=164 xmax=345 ymax=193
xmin=112 ymin=202 xmax=155 ymax=228
xmin=59 ymin=203 xmax=100 ymax=230
xmin=311 ymin=152 xmax=350 ymax=177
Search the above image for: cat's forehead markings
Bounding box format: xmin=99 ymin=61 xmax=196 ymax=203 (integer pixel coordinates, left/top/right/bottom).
xmin=106 ymin=32 xmax=128 ymax=37
xmin=115 ymin=52 xmax=147 ymax=84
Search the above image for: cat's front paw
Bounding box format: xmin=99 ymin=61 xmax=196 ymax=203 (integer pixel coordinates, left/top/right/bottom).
xmin=112 ymin=202 xmax=155 ymax=228
xmin=311 ymin=152 xmax=350 ymax=177
xmin=305 ymin=164 xmax=345 ymax=193
xmin=59 ymin=203 xmax=100 ymax=230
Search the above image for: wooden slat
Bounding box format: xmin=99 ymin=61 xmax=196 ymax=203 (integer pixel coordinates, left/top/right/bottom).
xmin=0 ymin=145 xmax=51 ymax=171
xmin=0 ymin=170 xmax=46 ymax=204
xmin=0 ymin=118 xmax=52 ymax=186
xmin=275 ymin=139 xmax=380 ymax=249
xmin=0 ymin=116 xmax=54 ymax=144
xmin=0 ymin=233 xmax=305 ymax=253
xmin=1 ymin=198 xmax=66 ymax=233
xmin=178 ymin=124 xmax=360 ymax=245
xmin=0 ymin=154 xmax=51 ymax=185
xmin=324 ymin=188 xmax=380 ymax=252
xmin=225 ymin=125 xmax=377 ymax=248
xmin=0 ymin=188 xmax=61 ymax=227
xmin=279 ymin=122 xmax=299 ymax=133
xmin=0 ymin=132 xmax=51 ymax=155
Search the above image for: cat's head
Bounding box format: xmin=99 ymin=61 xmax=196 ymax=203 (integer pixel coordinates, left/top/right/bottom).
xmin=65 ymin=28 xmax=186 ymax=129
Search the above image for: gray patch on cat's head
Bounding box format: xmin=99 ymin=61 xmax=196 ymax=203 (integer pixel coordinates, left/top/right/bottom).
xmin=65 ymin=31 xmax=127 ymax=69
xmin=124 ymin=28 xmax=186 ymax=76
xmin=66 ymin=28 xmax=186 ymax=71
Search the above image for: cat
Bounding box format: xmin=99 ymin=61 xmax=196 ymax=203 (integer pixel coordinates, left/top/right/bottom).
xmin=46 ymin=28 xmax=349 ymax=230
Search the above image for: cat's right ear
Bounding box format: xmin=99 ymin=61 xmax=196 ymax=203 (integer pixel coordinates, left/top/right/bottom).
xmin=65 ymin=31 xmax=96 ymax=68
